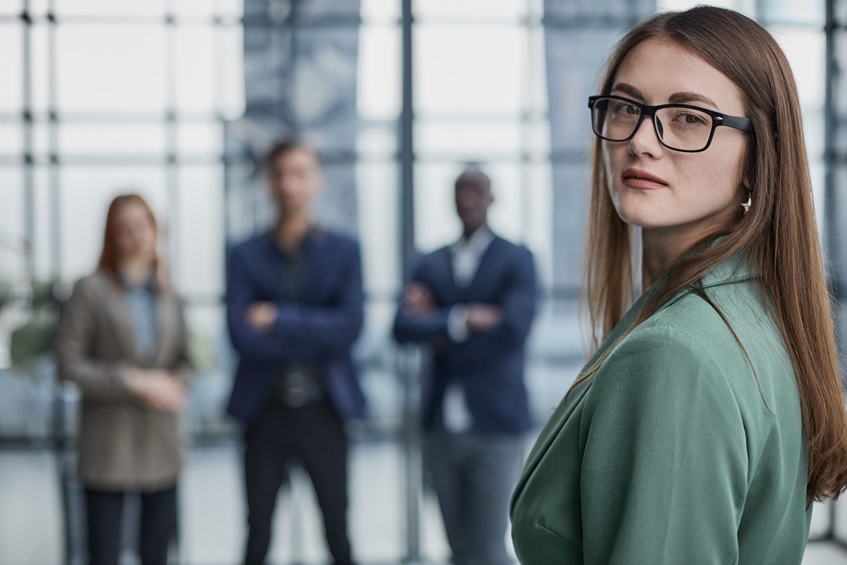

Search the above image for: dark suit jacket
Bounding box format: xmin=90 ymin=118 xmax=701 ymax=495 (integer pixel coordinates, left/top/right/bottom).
xmin=225 ymin=228 xmax=366 ymax=425
xmin=393 ymin=235 xmax=538 ymax=433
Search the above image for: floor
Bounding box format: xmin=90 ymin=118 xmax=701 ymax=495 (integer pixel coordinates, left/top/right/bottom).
xmin=1 ymin=442 xmax=846 ymax=565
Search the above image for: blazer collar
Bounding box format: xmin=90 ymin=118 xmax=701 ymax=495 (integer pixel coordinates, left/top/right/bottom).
xmin=699 ymin=251 xmax=760 ymax=290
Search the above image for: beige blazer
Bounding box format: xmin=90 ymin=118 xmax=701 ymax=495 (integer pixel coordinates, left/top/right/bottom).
xmin=55 ymin=269 xmax=193 ymax=490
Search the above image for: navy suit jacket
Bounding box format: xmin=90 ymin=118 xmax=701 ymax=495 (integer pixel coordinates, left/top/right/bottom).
xmin=225 ymin=228 xmax=366 ymax=426
xmin=393 ymin=235 xmax=538 ymax=433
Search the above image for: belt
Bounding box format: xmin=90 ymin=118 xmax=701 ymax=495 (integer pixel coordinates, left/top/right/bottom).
xmin=274 ymin=366 xmax=324 ymax=408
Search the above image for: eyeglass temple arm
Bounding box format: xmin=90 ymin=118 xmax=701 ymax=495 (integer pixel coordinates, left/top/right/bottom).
xmin=719 ymin=114 xmax=754 ymax=133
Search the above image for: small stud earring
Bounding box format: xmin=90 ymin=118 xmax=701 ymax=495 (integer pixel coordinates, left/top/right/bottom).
xmin=741 ymin=193 xmax=752 ymax=215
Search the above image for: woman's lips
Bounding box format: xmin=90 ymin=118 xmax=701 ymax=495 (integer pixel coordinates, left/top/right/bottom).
xmin=621 ymin=168 xmax=669 ymax=190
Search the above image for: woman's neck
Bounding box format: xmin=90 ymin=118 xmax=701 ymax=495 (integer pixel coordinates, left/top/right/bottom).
xmin=640 ymin=227 xmax=703 ymax=290
xmin=120 ymin=257 xmax=154 ymax=286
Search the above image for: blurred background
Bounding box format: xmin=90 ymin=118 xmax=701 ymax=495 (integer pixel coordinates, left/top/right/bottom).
xmin=0 ymin=0 xmax=846 ymax=563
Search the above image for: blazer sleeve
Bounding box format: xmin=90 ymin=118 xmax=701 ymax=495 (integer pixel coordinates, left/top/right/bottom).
xmin=392 ymin=258 xmax=452 ymax=344
xmin=54 ymin=278 xmax=134 ymax=400
xmin=226 ymin=241 xmax=364 ymax=362
xmin=458 ymin=246 xmax=538 ymax=350
xmin=579 ymin=325 xmax=748 ymax=565
xmin=270 ymin=241 xmax=364 ymax=358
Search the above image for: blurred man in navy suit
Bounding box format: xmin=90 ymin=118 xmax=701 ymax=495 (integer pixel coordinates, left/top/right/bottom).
xmin=226 ymin=138 xmax=364 ymax=565
xmin=394 ymin=167 xmax=538 ymax=565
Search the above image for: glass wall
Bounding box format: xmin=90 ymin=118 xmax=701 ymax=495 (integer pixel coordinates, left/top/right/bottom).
xmin=1 ymin=0 xmax=846 ymax=562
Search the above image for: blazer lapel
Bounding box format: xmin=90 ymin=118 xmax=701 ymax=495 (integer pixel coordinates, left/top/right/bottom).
xmin=465 ymin=236 xmax=501 ymax=290
xmin=152 ymin=293 xmax=176 ymax=366
xmin=99 ymin=274 xmax=141 ymax=363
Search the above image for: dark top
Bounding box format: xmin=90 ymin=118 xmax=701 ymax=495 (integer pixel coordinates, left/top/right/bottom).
xmin=225 ymin=227 xmax=366 ymax=425
xmin=393 ymin=235 xmax=539 ymax=434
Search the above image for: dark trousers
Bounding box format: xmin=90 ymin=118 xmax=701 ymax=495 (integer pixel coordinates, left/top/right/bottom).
xmin=242 ymin=396 xmax=352 ymax=565
xmin=425 ymin=431 xmax=524 ymax=565
xmin=84 ymin=485 xmax=177 ymax=565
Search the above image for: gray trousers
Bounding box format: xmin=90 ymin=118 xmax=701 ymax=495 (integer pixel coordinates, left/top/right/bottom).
xmin=425 ymin=431 xmax=524 ymax=565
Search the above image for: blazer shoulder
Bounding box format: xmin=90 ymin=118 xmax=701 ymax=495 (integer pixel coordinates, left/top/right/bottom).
xmin=592 ymin=323 xmax=737 ymax=416
xmin=320 ymin=229 xmax=360 ymax=252
xmin=492 ymin=236 xmax=533 ymax=259
xmin=229 ymin=233 xmax=267 ymax=257
xmin=71 ymin=270 xmax=116 ymax=300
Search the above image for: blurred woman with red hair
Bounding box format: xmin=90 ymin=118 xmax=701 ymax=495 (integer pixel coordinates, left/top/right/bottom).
xmin=56 ymin=193 xmax=193 ymax=565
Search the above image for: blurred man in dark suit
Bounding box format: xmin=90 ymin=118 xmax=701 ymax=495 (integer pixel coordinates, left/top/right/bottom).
xmin=226 ymin=138 xmax=365 ymax=565
xmin=394 ymin=167 xmax=538 ymax=565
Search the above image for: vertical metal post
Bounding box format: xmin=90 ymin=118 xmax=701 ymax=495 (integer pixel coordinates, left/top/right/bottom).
xmin=824 ymin=0 xmax=840 ymax=546
xmin=47 ymin=0 xmax=61 ymax=284
xmin=400 ymin=0 xmax=415 ymax=284
xmin=400 ymin=1 xmax=422 ymax=563
xmin=825 ymin=0 xmax=839 ymax=291
xmin=165 ymin=0 xmax=180 ymax=288
xmin=22 ymin=0 xmax=35 ymax=283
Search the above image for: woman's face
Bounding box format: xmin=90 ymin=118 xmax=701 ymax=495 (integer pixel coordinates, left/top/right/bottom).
xmin=114 ymin=202 xmax=157 ymax=262
xmin=602 ymin=39 xmax=750 ymax=240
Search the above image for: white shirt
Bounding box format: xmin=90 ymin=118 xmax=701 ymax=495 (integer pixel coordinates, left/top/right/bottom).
xmin=442 ymin=226 xmax=495 ymax=432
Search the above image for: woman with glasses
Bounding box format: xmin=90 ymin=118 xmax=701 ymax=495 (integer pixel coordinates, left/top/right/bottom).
xmin=56 ymin=194 xmax=193 ymax=565
xmin=510 ymin=6 xmax=847 ymax=564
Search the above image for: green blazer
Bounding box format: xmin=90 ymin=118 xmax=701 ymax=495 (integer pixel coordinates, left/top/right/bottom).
xmin=510 ymin=254 xmax=810 ymax=564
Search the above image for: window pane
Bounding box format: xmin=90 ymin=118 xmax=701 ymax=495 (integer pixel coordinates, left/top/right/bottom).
xmin=361 ymin=0 xmax=401 ymax=24
xmin=356 ymin=125 xmax=398 ymax=159
xmin=358 ymin=26 xmax=401 ymax=120
xmin=658 ymin=0 xmax=754 ymax=15
xmin=54 ymin=0 xmax=168 ymax=17
xmin=762 ymin=0 xmax=824 ymax=25
xmin=414 ymin=0 xmax=529 ymax=21
xmin=174 ymin=166 xmax=224 ymax=297
xmin=31 ymin=23 xmax=50 ymax=115
xmin=33 ymin=176 xmax=52 ymax=281
xmin=0 ymin=0 xmax=22 ymax=15
xmin=0 ymin=120 xmax=22 ymax=155
xmin=416 ymin=121 xmax=522 ymax=157
xmin=176 ymin=25 xmax=216 ymax=114
xmin=178 ymin=122 xmax=224 ymax=155
xmin=0 ymin=24 xmax=22 ymax=112
xmin=772 ymin=28 xmax=824 ymax=157
xmin=56 ymin=25 xmax=167 ymax=113
xmin=219 ymin=26 xmax=245 ymax=119
xmin=57 ymin=170 xmax=167 ymax=283
xmin=415 ymin=25 xmax=523 ymax=115
xmin=414 ymin=163 xmax=462 ymax=251
xmin=356 ymin=161 xmax=400 ymax=295
xmin=173 ymin=0 xmax=217 ymax=17
xmin=59 ymin=123 xmax=167 ymax=154
xmin=0 ymin=168 xmax=27 ymax=284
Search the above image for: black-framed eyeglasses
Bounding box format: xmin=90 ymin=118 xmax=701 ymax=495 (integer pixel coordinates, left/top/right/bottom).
xmin=588 ymin=95 xmax=754 ymax=153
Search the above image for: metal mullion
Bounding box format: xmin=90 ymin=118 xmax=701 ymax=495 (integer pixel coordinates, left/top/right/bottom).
xmin=519 ymin=0 xmax=536 ymax=246
xmin=46 ymin=0 xmax=60 ymax=284
xmin=165 ymin=0 xmax=180 ymax=284
xmin=22 ymin=0 xmax=35 ymax=283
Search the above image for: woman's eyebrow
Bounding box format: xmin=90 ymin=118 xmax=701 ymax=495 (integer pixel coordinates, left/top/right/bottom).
xmin=668 ymin=91 xmax=719 ymax=108
xmin=610 ymin=83 xmax=644 ymax=100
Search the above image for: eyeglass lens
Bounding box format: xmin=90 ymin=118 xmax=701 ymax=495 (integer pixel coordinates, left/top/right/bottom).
xmin=592 ymin=97 xmax=714 ymax=151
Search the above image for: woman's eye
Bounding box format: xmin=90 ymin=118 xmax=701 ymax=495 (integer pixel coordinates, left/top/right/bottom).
xmin=674 ymin=111 xmax=708 ymax=126
xmin=612 ymin=102 xmax=640 ymax=117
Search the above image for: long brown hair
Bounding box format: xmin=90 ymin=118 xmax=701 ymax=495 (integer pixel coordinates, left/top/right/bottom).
xmin=580 ymin=6 xmax=847 ymax=503
xmin=98 ymin=193 xmax=169 ymax=294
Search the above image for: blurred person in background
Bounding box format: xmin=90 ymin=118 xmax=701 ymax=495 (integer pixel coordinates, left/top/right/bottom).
xmin=510 ymin=7 xmax=847 ymax=564
xmin=225 ymin=138 xmax=365 ymax=565
xmin=393 ymin=167 xmax=539 ymax=565
xmin=55 ymin=193 xmax=193 ymax=565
